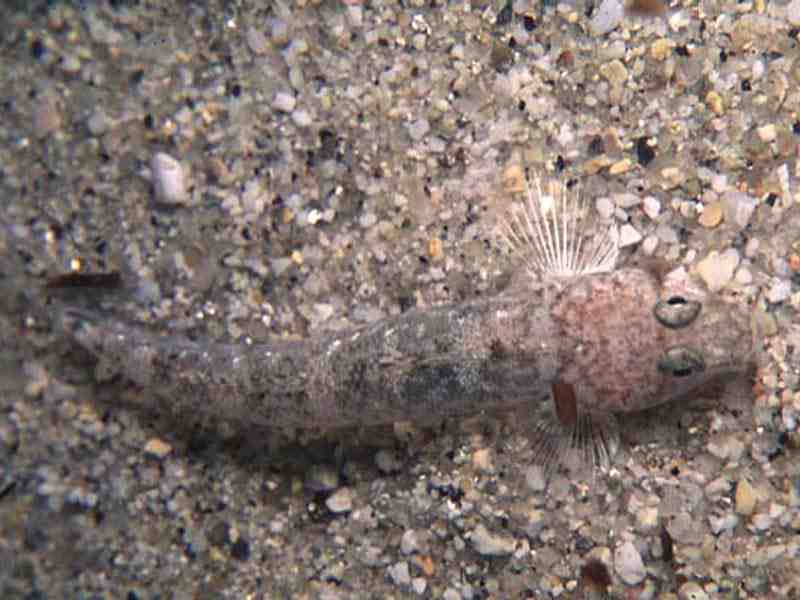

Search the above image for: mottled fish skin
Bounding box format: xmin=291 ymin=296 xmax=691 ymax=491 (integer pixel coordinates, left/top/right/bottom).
xmin=57 ymin=262 xmax=755 ymax=432
xmin=550 ymin=264 xmax=755 ymax=416
xmin=14 ymin=173 xmax=756 ymax=460
xmin=58 ymin=284 xmax=563 ymax=429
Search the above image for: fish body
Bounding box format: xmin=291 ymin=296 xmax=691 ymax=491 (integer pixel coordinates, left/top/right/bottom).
xmin=58 ymin=262 xmax=754 ymax=428
xmin=48 ymin=174 xmax=756 ymax=468
xmin=60 ymin=285 xmax=561 ymax=429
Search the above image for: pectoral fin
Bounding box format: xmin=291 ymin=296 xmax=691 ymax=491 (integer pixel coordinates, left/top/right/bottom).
xmin=527 ymin=381 xmax=621 ymax=482
xmin=552 ymin=381 xmax=578 ymax=427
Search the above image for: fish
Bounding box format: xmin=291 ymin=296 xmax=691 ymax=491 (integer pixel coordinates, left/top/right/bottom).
xmin=44 ymin=173 xmax=758 ymax=474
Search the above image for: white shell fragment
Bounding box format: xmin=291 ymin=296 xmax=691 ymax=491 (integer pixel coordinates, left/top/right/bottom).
xmin=151 ymin=152 xmax=189 ymax=205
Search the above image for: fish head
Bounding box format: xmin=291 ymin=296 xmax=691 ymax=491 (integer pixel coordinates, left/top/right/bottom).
xmin=551 ymin=265 xmax=756 ymax=415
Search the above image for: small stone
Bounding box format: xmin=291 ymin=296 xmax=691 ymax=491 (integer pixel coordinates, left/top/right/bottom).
xmin=472 ymin=448 xmax=494 ymax=472
xmin=696 ymin=249 xmax=740 ymax=292
xmin=428 ymin=237 xmax=444 ymax=261
xmin=618 ymin=224 xmax=642 ymax=247
xmin=705 ymin=90 xmax=724 ymax=115
xmin=735 ymin=267 xmax=753 ymax=285
xmin=306 ymin=208 xmax=322 ymax=225
xmin=706 ymin=478 xmax=733 ymax=499
xmin=655 ymin=224 xmax=679 ymax=244
xmin=590 ymin=0 xmax=624 ymax=36
xmin=87 ymin=109 xmax=110 ymax=136
xmin=270 ymin=257 xmax=293 ymax=277
xmin=721 ymin=191 xmax=757 ymax=229
xmin=642 ymin=196 xmax=661 ymax=220
xmin=736 ymin=478 xmax=757 ymax=516
xmin=766 ymin=279 xmax=792 ymax=304
xmin=524 ymin=465 xmax=547 ymax=493
xmin=753 ymin=308 xmax=778 ymax=338
xmin=614 ymin=192 xmax=641 ymax=209
xmin=698 ymin=201 xmax=724 ymax=228
xmin=600 ymin=59 xmax=628 ymax=87
xmin=609 ymin=158 xmax=632 ymax=175
xmin=642 ymin=234 xmax=659 ymax=256
xmin=663 ymin=6 xmax=689 ymax=30
xmin=415 ymin=554 xmax=435 ymax=577
xmin=375 ymin=449 xmax=403 ymax=474
xmin=346 ymin=5 xmax=363 ymax=27
xmin=326 ymin=487 xmax=353 ymax=514
xmin=710 ymin=174 xmax=729 ymax=193
xmin=60 ymin=53 xmax=81 ymax=74
xmin=661 ymin=167 xmax=687 ymax=189
xmin=408 ymin=118 xmax=430 ymax=141
xmin=502 ymin=164 xmax=526 ymax=193
xmin=490 ymin=42 xmax=514 ymax=72
xmin=745 ymin=238 xmax=760 ymax=259
xmin=709 ymin=512 xmax=739 ymax=535
xmin=272 ymin=91 xmax=296 ymax=113
xmin=23 ymin=362 xmax=49 ymax=398
xmin=752 ymin=513 xmax=773 ymax=531
xmin=614 ymin=541 xmax=646 ymax=585
xmin=789 ymin=0 xmax=800 ymax=26
xmin=651 ymin=38 xmax=675 ymax=61
xmin=246 ymin=27 xmax=270 ymax=54
xmin=757 ymin=124 xmax=777 ymax=143
xmin=596 ymin=196 xmax=615 ymax=220
xmin=388 ymin=561 xmax=411 ymax=587
xmin=291 ymin=109 xmax=313 ymax=127
xmin=584 ymin=155 xmax=612 ymax=174
xmin=678 ymin=582 xmax=709 ymax=600
xmin=469 ymin=524 xmax=516 ymax=557
xmin=152 ymin=152 xmax=189 ymax=205
xmin=707 ymin=434 xmax=746 ymax=461
xmin=539 ymin=573 xmax=567 ymax=596
xmin=668 ymin=513 xmax=704 ymax=546
xmin=305 ymin=464 xmax=340 ymax=493
xmin=443 ymin=588 xmax=460 ymax=600
xmin=401 ymin=529 xmax=421 ymax=555
xmin=144 ymin=438 xmax=172 ymax=459
xmin=33 ymin=93 xmax=62 ymax=138
xmin=270 ymin=18 xmax=290 ymax=46
xmin=636 ymin=507 xmax=659 ymax=532
xmin=359 ymin=211 xmax=377 ymax=228
xmin=311 ymin=302 xmax=334 ymax=326
xmin=412 ymin=578 xmax=427 ymax=595
xmin=521 ymin=508 xmax=546 ymax=538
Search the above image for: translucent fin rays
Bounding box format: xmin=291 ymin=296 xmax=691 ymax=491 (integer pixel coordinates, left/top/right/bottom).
xmin=529 ymin=410 xmax=622 ymax=480
xmin=498 ymin=174 xmax=619 ymax=280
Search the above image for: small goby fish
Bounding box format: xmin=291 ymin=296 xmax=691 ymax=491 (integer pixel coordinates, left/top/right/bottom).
xmin=51 ymin=175 xmax=757 ymax=468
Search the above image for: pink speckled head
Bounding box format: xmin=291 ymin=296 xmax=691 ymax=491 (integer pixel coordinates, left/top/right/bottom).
xmin=551 ymin=265 xmax=755 ymax=417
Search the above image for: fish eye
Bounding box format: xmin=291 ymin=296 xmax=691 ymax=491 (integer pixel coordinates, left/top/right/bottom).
xmin=653 ymin=296 xmax=701 ymax=329
xmin=657 ymin=347 xmax=706 ymax=377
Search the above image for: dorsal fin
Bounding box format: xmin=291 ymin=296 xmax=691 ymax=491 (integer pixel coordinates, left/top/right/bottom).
xmin=497 ymin=173 xmax=619 ymax=281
